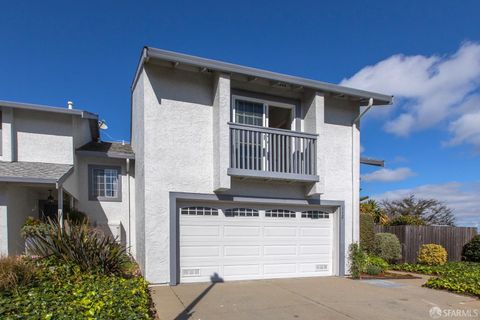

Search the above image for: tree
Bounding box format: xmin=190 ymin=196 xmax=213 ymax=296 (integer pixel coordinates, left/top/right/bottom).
xmin=380 ymin=195 xmax=455 ymax=226
xmin=360 ymin=200 xmax=389 ymax=225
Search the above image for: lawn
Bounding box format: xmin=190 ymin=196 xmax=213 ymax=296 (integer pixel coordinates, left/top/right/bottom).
xmin=391 ymin=262 xmax=480 ymax=297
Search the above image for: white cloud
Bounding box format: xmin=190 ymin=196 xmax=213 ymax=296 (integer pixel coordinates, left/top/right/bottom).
xmin=362 ymin=167 xmax=415 ymax=182
xmin=340 ymin=42 xmax=480 ymax=149
xmin=445 ymin=109 xmax=480 ymax=151
xmin=372 ymin=182 xmax=480 ymax=228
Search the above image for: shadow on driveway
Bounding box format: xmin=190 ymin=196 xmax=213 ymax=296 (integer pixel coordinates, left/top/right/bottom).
xmin=174 ymin=273 xmax=224 ymax=320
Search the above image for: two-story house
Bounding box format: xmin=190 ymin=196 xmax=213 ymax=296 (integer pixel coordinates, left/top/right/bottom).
xmin=0 ymin=47 xmax=392 ymax=285
xmin=131 ymin=48 xmax=392 ymax=284
xmin=0 ymin=100 xmax=135 ymax=258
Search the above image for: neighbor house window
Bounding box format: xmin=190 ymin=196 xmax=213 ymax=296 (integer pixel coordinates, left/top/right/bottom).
xmin=88 ymin=165 xmax=121 ymax=201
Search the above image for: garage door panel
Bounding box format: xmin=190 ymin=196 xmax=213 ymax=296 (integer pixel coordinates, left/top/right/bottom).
xmin=299 ymin=245 xmax=331 ymax=255
xmin=300 ymin=227 xmax=330 ymax=237
xmin=181 ymin=246 xmax=221 ymax=258
xmin=224 ymin=264 xmax=261 ymax=277
xmin=224 ymin=226 xmax=261 ymax=237
xmin=263 ymin=263 xmax=297 ymax=275
xmin=224 ymin=246 xmax=261 ymax=257
xmin=181 ymin=225 xmax=220 ymax=237
xmin=179 ymin=205 xmax=335 ymax=283
xmin=263 ymin=245 xmax=297 ymax=256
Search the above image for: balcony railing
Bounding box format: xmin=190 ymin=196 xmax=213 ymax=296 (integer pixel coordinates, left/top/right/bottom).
xmin=228 ymin=122 xmax=319 ymax=182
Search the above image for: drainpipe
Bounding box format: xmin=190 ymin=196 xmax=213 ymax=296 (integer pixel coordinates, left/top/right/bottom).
xmin=126 ymin=158 xmax=131 ymax=253
xmin=351 ymin=98 xmax=373 ymax=244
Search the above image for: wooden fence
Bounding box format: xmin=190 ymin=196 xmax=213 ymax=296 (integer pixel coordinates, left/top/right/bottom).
xmin=374 ymin=225 xmax=477 ymax=263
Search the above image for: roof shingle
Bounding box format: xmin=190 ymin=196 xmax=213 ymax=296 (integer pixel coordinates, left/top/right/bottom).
xmin=77 ymin=141 xmax=134 ymax=159
xmin=0 ymin=161 xmax=73 ymax=184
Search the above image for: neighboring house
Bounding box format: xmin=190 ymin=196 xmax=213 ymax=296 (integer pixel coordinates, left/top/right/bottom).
xmin=0 ymin=47 xmax=393 ymax=285
xmin=0 ymin=100 xmax=135 ymax=257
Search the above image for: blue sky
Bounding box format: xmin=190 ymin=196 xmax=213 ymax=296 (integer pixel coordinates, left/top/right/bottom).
xmin=1 ymin=1 xmax=479 ymax=227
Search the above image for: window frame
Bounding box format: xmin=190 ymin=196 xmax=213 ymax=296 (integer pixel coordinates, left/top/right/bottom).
xmin=88 ymin=164 xmax=122 ymax=202
xmin=231 ymin=95 xmax=296 ymax=131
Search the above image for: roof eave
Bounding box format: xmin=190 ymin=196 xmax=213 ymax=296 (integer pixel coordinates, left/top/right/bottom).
xmin=0 ymin=100 xmax=99 ymax=119
xmin=134 ymin=47 xmax=393 ymax=105
xmin=76 ymin=150 xmax=135 ymax=160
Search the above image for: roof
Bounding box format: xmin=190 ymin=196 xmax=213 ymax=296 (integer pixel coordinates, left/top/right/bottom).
xmin=132 ymin=47 xmax=393 ymax=106
xmin=0 ymin=100 xmax=98 ymax=119
xmin=0 ymin=161 xmax=73 ymax=185
xmin=360 ymin=157 xmax=385 ymax=167
xmin=76 ymin=141 xmax=134 ymax=159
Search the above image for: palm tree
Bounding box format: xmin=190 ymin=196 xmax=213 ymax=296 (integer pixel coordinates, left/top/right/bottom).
xmin=360 ymin=200 xmax=389 ymax=225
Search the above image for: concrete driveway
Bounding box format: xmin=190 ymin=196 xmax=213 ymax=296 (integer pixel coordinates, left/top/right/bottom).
xmin=151 ymin=276 xmax=480 ymax=320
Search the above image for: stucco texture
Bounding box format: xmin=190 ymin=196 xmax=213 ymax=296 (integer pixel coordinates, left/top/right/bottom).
xmin=135 ymin=64 xmax=361 ymax=283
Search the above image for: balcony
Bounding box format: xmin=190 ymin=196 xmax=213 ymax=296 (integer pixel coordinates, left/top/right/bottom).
xmin=228 ymin=122 xmax=319 ymax=182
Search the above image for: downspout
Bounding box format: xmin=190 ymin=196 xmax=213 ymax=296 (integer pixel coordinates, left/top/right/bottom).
xmin=351 ymin=97 xmax=373 ymax=243
xmin=126 ymin=158 xmax=131 ymax=253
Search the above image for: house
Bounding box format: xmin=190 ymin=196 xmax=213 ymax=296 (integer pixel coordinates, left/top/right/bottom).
xmin=0 ymin=48 xmax=393 ymax=285
xmin=0 ymin=100 xmax=135 ymax=257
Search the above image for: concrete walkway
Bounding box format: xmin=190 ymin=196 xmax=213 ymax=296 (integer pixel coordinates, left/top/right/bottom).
xmin=151 ymin=276 xmax=480 ymax=320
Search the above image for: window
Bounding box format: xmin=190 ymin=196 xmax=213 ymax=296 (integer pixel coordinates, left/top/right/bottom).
xmin=232 ymin=96 xmax=296 ymax=130
xmin=265 ymin=209 xmax=296 ymax=218
xmin=88 ymin=165 xmax=121 ymax=201
xmin=181 ymin=207 xmax=218 ymax=216
xmin=224 ymin=208 xmax=259 ymax=217
xmin=234 ymin=99 xmax=264 ymax=126
xmin=301 ymin=211 xmax=330 ymax=219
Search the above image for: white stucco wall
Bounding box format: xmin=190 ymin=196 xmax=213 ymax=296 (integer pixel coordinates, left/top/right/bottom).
xmin=3 ymin=185 xmax=41 ymax=255
xmin=0 ymin=186 xmax=8 ymax=255
xmin=0 ymin=107 xmax=94 ymax=166
xmin=74 ymin=156 xmax=135 ymax=253
xmin=132 ymin=69 xmax=146 ymax=271
xmin=15 ymin=110 xmax=75 ymax=164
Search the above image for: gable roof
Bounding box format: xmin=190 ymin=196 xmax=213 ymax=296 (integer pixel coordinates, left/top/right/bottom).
xmin=0 ymin=161 xmax=73 ymax=186
xmin=132 ymin=47 xmax=393 ymax=106
xmin=77 ymin=141 xmax=134 ymax=159
xmin=0 ymin=100 xmax=98 ymax=119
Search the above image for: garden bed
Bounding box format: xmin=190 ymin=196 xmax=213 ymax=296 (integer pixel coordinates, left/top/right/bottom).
xmin=356 ymin=271 xmax=421 ymax=280
xmin=391 ymin=262 xmax=480 ymax=298
xmin=0 ymin=257 xmax=155 ymax=319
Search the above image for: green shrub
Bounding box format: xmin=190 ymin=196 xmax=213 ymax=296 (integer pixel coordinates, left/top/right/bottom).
xmin=20 ymin=217 xmax=50 ymax=239
xmin=462 ymin=235 xmax=480 ymax=262
xmin=0 ymin=258 xmax=152 ymax=319
xmin=373 ymin=233 xmax=402 ymax=262
xmin=365 ymin=255 xmax=389 ymax=273
xmin=417 ymin=244 xmax=448 ymax=265
xmin=365 ymin=264 xmax=383 ymax=275
xmin=360 ymin=214 xmax=375 ymax=253
xmin=348 ymin=243 xmax=367 ymax=279
xmin=391 ymin=262 xmax=480 ymax=297
xmin=28 ymin=220 xmax=131 ymax=275
xmin=0 ymin=256 xmax=36 ymax=294
xmin=64 ymin=209 xmax=88 ymax=225
xmin=388 ymin=215 xmax=426 ymax=226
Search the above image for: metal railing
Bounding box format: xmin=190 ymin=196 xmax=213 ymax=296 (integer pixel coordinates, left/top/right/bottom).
xmin=229 ymin=122 xmax=317 ymax=177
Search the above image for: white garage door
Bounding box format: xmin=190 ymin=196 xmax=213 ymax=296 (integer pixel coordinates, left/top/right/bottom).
xmin=179 ymin=204 xmax=335 ymax=283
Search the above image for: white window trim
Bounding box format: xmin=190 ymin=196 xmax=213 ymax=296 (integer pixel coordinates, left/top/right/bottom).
xmin=232 ymin=95 xmax=296 ymax=131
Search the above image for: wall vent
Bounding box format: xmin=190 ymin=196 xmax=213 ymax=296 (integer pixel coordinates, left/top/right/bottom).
xmin=315 ymin=264 xmax=328 ymax=271
xmin=182 ymin=268 xmax=201 ymax=277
